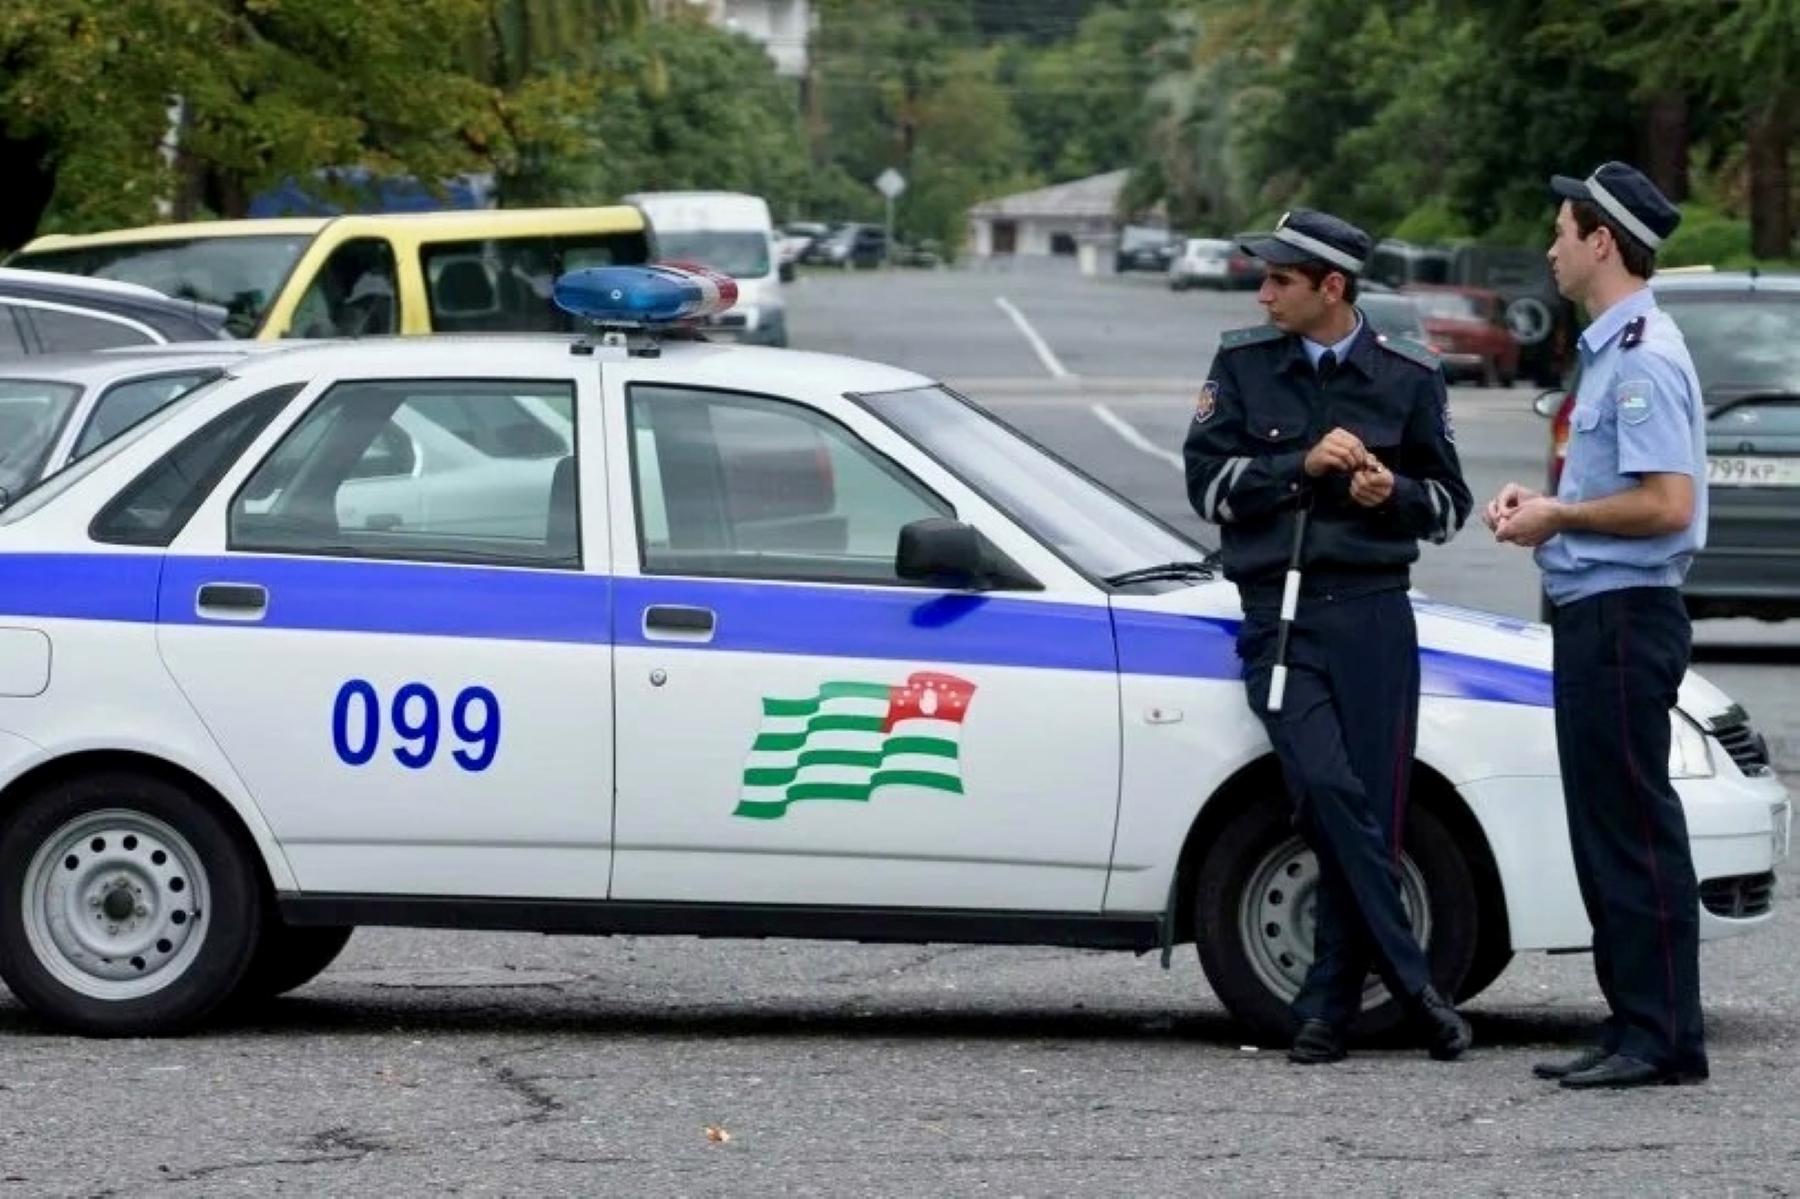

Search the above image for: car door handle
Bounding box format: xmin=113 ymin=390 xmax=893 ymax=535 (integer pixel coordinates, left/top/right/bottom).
xmin=195 ymin=583 xmax=268 ymax=621
xmin=643 ymin=604 xmax=716 ymax=641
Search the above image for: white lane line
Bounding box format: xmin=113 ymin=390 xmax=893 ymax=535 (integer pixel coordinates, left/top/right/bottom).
xmin=1091 ymin=402 xmax=1183 ymax=471
xmin=993 ymin=296 xmax=1072 ymax=379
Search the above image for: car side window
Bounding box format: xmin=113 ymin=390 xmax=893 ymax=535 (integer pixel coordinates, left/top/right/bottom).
xmin=421 ymin=232 xmax=652 ymax=334
xmin=27 ymin=306 xmax=157 ymax=352
xmin=73 ymin=371 xmax=219 ymax=460
xmin=91 ymin=384 xmax=300 ymax=546
xmin=628 ymin=384 xmax=951 ymax=584
xmin=287 ymin=238 xmax=399 ymax=338
xmin=0 ymin=304 xmax=29 ymax=354
xmin=230 ymin=379 xmax=580 ymax=569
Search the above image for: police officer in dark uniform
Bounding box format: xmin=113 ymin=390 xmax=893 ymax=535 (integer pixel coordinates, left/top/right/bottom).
xmin=1186 ymin=209 xmax=1474 ymax=1064
xmin=1486 ymin=163 xmax=1709 ymax=1089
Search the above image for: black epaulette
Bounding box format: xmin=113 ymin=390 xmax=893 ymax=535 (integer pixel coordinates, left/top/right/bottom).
xmin=1218 ymin=324 xmax=1285 ymax=352
xmin=1376 ymin=334 xmax=1440 ymax=371
xmin=1621 ymin=315 xmax=1646 ymax=348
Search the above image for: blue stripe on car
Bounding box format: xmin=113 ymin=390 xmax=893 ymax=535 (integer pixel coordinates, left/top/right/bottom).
xmin=0 ymin=553 xmax=1552 ymax=706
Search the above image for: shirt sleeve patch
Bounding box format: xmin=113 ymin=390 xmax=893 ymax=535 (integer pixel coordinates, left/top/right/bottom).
xmin=1195 ymin=380 xmax=1220 ymax=423
xmin=1615 ymin=378 xmax=1654 ymax=425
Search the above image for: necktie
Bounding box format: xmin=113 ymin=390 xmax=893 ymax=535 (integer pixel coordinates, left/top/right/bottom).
xmin=1317 ymin=349 xmax=1337 ymax=381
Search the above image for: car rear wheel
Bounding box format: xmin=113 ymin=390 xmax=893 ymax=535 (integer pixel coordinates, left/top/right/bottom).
xmin=1193 ymin=793 xmax=1479 ymax=1043
xmin=0 ymin=771 xmax=262 ymax=1036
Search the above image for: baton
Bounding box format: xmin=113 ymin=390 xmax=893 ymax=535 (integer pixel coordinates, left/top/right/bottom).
xmin=1266 ymin=498 xmax=1311 ymax=714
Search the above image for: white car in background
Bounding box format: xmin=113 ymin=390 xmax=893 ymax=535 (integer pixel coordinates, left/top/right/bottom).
xmin=0 ymin=273 xmax=1784 ymax=1037
xmin=1169 ymin=238 xmax=1233 ymax=291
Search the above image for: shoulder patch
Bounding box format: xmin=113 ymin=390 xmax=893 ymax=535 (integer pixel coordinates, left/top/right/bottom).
xmin=1620 ymin=315 xmax=1646 ymax=349
xmin=1194 ymin=379 xmax=1220 ymax=423
xmin=1219 ymin=324 xmax=1285 ymax=352
xmin=1615 ymin=377 xmax=1655 ymax=425
xmin=1375 ymin=334 xmax=1440 ymax=371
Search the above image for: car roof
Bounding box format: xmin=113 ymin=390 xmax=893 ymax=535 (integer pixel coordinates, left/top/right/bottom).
xmin=0 ymin=267 xmax=232 ymax=333
xmin=1652 ymin=269 xmax=1800 ymax=295
xmin=17 ymin=207 xmax=647 ymax=253
xmin=210 ymin=335 xmax=934 ymax=394
xmin=0 ymin=346 xmax=261 ymax=386
xmin=0 ymin=266 xmax=180 ymax=303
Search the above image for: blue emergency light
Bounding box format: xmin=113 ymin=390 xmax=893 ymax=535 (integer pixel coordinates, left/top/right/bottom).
xmin=552 ymin=263 xmax=739 ymax=327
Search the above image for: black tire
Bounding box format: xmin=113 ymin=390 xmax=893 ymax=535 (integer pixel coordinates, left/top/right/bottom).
xmin=0 ymin=771 xmax=263 ymax=1036
xmin=1193 ymin=792 xmax=1480 ymax=1043
xmin=234 ymin=923 xmax=354 ymax=1004
xmin=1456 ymin=938 xmax=1514 ymax=1004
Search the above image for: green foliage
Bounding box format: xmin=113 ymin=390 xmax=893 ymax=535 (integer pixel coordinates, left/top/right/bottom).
xmin=1390 ymin=201 xmax=1475 ymax=246
xmin=1659 ymin=203 xmax=1753 ymax=269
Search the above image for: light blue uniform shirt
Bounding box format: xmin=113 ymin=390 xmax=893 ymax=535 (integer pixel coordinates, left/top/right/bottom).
xmin=1536 ymin=287 xmax=1707 ymax=605
xmin=1301 ymin=311 xmax=1363 ymax=369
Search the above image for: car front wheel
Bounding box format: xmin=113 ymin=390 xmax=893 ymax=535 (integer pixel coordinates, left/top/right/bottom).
xmin=233 ymin=923 xmax=354 ymax=1004
xmin=1193 ymin=793 xmax=1479 ymax=1043
xmin=0 ymin=771 xmax=262 ymax=1036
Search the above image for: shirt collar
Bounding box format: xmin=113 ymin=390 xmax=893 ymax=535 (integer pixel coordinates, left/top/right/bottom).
xmin=1579 ymin=286 xmax=1657 ymax=360
xmin=1302 ymin=310 xmax=1363 ymax=367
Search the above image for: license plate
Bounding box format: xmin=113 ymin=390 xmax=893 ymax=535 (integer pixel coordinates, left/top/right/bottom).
xmin=1707 ymin=456 xmax=1800 ymax=487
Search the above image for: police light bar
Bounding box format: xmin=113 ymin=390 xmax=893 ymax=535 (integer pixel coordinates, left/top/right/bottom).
xmin=552 ymin=263 xmax=739 ymax=327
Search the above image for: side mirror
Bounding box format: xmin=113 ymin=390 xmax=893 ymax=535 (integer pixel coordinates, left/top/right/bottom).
xmin=1531 ymin=388 xmax=1565 ymax=419
xmin=779 ymin=261 xmax=796 ymax=283
xmin=896 ymin=518 xmax=1039 ymax=591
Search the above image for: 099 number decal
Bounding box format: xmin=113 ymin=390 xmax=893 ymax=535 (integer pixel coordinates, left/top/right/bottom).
xmin=332 ymin=680 xmax=501 ymax=772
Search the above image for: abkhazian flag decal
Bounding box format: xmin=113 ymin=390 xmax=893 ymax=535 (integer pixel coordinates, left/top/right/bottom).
xmin=734 ymin=671 xmax=978 ymax=820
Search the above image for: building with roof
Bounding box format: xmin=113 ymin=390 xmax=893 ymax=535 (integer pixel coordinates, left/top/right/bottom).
xmin=965 ymin=169 xmax=1130 ymax=259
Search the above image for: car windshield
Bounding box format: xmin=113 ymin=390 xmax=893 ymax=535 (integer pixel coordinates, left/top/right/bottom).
xmin=1661 ymin=293 xmax=1800 ymax=394
xmin=1413 ymin=292 xmax=1481 ymax=321
xmin=9 ymin=235 xmax=312 ymax=337
xmin=858 ymin=385 xmax=1205 ymax=580
xmin=0 ymin=377 xmax=225 ymax=522
xmin=653 ymin=231 xmax=771 ymax=279
xmin=0 ymin=378 xmax=83 ymax=498
xmin=1359 ymin=296 xmax=1424 ymax=337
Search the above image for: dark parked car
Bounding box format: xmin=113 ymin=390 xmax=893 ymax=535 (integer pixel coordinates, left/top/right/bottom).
xmin=1370 ymin=240 xmax=1574 ymax=386
xmin=804 ymin=223 xmax=887 ymax=269
xmin=1536 ymin=270 xmax=1800 ymax=620
xmin=1404 ymin=284 xmax=1520 ymax=386
xmin=1114 ymin=225 xmax=1177 ymax=274
xmin=0 ymin=267 xmax=230 ymax=353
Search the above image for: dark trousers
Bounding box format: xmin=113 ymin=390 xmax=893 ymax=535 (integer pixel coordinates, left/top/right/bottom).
xmin=1551 ymin=586 xmax=1707 ymax=1074
xmin=1238 ymin=588 xmax=1431 ymax=1028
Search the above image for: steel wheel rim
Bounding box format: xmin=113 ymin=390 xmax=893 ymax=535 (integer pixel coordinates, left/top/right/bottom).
xmin=1239 ymin=834 xmax=1431 ymax=1010
xmin=21 ymin=808 xmax=210 ymax=1001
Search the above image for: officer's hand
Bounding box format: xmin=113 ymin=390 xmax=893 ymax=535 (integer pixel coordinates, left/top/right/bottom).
xmin=1482 ymin=482 xmax=1541 ymax=532
xmin=1348 ymin=459 xmax=1393 ymax=507
xmin=1495 ymin=496 xmax=1564 ymax=547
xmin=1304 ymin=428 xmax=1367 ymax=477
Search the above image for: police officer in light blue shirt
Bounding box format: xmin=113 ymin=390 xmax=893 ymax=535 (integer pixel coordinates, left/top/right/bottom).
xmin=1484 ymin=161 xmax=1709 ymax=1090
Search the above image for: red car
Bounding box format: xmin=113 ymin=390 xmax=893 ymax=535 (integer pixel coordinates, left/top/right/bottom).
xmin=1403 ymin=284 xmax=1521 ymax=387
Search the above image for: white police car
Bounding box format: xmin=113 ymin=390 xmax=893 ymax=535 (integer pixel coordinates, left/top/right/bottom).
xmin=0 ymin=266 xmax=1786 ymax=1037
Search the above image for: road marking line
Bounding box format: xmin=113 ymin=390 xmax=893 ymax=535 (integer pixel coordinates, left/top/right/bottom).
xmin=994 ymin=297 xmax=1072 ymax=379
xmin=1091 ymin=402 xmax=1182 ymax=471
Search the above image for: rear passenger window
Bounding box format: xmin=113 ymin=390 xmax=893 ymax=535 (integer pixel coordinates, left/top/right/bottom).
xmin=91 ymin=385 xmax=298 ymax=546
xmin=28 ymin=307 xmax=156 ymax=352
xmin=421 ymin=233 xmax=651 ymax=332
xmin=229 ymin=379 xmax=580 ymax=568
xmin=74 ymin=371 xmax=219 ymax=460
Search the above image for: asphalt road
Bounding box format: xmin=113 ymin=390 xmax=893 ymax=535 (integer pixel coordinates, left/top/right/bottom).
xmin=1 ymin=262 xmax=1795 ymax=1198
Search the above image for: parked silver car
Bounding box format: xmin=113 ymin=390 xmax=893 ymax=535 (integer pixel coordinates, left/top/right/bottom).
xmin=0 ymin=347 xmax=253 ymax=505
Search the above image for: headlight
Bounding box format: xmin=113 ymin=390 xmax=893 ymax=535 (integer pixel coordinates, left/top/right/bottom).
xmin=1670 ymin=712 xmax=1714 ymax=780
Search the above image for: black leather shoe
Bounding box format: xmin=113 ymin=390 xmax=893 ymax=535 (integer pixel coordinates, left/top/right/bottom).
xmin=1288 ymin=1019 xmax=1347 ymax=1064
xmin=1410 ymin=985 xmax=1472 ymax=1060
xmin=1532 ymin=1046 xmax=1610 ymax=1080
xmin=1558 ymin=1054 xmax=1708 ymax=1090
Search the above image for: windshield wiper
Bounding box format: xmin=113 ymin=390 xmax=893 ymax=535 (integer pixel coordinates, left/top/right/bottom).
xmin=1103 ymin=558 xmax=1219 ymax=587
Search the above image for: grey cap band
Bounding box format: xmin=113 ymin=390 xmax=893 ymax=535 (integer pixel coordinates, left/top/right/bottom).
xmin=1273 ymin=226 xmax=1364 ymax=273
xmin=1587 ymin=173 xmax=1663 ymax=250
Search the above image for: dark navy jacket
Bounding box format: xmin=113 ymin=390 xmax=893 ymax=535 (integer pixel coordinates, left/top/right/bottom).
xmin=1184 ymin=319 xmax=1472 ymax=600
